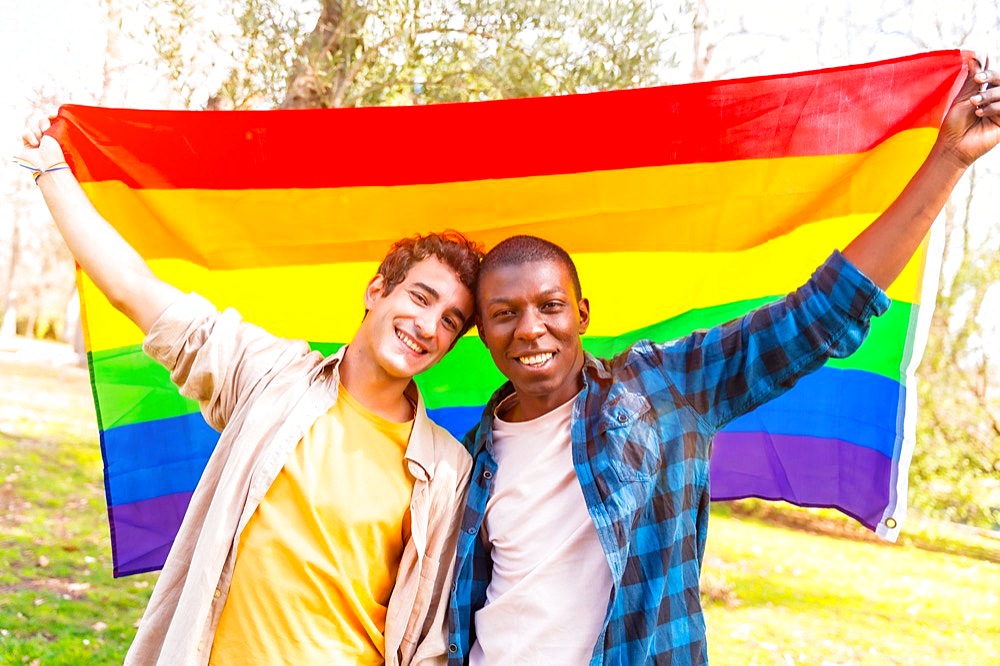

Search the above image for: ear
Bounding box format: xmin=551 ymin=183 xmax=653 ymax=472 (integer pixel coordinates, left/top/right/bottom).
xmin=364 ymin=274 xmax=386 ymax=310
xmin=577 ymin=297 xmax=590 ymax=335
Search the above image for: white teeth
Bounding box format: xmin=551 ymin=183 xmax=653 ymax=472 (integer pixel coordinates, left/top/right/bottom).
xmin=396 ymin=330 xmax=425 ymax=354
xmin=518 ymin=352 xmax=553 ymax=366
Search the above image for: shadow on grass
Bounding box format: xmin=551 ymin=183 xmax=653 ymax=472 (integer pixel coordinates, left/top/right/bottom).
xmin=718 ymin=499 xmax=1000 ymax=564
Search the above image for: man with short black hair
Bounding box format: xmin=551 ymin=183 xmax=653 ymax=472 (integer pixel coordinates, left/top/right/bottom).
xmin=447 ymin=60 xmax=1000 ymax=664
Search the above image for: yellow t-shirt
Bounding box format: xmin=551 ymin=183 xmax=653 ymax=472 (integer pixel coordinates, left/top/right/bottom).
xmin=209 ymin=385 xmax=414 ymax=665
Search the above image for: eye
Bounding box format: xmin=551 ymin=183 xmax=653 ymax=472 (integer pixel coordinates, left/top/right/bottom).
xmin=541 ymin=300 xmax=565 ymax=312
xmin=442 ymin=315 xmax=459 ymax=332
xmin=490 ymin=308 xmax=515 ymax=320
xmin=409 ymin=290 xmax=429 ymax=306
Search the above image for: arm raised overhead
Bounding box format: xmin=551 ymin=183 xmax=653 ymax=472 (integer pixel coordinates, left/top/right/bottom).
xmin=19 ymin=114 xmax=182 ymax=334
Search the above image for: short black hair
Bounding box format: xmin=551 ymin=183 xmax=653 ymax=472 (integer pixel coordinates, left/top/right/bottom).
xmin=479 ymin=235 xmax=582 ymax=301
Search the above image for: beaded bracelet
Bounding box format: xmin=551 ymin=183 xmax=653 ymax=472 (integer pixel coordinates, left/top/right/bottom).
xmin=12 ymin=157 xmax=70 ymax=183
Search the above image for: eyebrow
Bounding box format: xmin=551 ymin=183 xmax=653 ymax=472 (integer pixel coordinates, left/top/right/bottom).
xmin=413 ymin=281 xmax=468 ymax=327
xmin=413 ymin=281 xmax=439 ymax=299
xmin=484 ymin=287 xmax=566 ymax=307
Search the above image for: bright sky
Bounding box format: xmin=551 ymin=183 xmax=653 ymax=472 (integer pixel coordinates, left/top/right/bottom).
xmin=3 ymin=0 xmax=996 ymax=145
xmin=1 ymin=1 xmax=105 ymax=159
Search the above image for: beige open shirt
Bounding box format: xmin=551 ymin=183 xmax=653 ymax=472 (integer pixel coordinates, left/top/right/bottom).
xmin=124 ymin=293 xmax=472 ymax=665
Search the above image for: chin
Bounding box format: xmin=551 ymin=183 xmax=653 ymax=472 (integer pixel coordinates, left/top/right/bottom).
xmin=381 ymin=355 xmax=428 ymax=380
xmin=510 ymin=376 xmax=555 ymax=395
xmin=408 ymin=356 xmax=439 ymax=377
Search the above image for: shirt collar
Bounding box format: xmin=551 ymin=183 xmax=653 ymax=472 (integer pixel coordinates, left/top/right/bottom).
xmin=583 ymin=350 xmax=611 ymax=380
xmin=472 ymin=354 xmax=602 ymax=456
xmin=322 ymin=344 xmax=438 ymax=481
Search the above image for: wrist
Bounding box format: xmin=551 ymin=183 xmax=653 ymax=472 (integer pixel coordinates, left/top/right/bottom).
xmin=14 ymin=157 xmax=70 ymax=184
xmin=37 ymin=135 xmax=67 ymax=167
xmin=35 ymin=162 xmax=70 ymax=183
xmin=927 ymin=139 xmax=973 ymax=173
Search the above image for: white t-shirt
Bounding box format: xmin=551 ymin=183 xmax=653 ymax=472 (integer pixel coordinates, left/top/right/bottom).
xmin=470 ymin=393 xmax=613 ymax=665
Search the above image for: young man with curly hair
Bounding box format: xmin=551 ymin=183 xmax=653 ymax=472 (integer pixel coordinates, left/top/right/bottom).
xmin=22 ymin=119 xmax=482 ymax=666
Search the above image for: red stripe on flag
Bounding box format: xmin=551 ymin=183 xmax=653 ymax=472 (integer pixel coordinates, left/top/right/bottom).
xmin=53 ymin=50 xmax=966 ymax=190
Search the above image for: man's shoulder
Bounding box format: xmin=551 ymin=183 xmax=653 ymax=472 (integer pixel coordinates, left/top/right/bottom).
xmin=585 ymin=342 xmax=663 ymax=375
xmin=425 ymin=420 xmax=474 ymax=472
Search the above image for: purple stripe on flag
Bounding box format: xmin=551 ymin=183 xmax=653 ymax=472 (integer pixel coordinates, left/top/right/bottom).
xmin=710 ymin=432 xmax=892 ymax=530
xmin=109 ymin=491 xmax=194 ymax=577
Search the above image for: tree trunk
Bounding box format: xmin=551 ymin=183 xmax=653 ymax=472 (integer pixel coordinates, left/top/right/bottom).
xmin=99 ymin=0 xmax=128 ymax=106
xmin=281 ymin=0 xmax=346 ymax=108
xmin=1 ymin=215 xmax=20 ymax=333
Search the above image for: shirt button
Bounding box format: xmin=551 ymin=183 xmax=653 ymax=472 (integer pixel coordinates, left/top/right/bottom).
xmin=213 ymin=588 xmax=221 ymax=599
xmin=617 ymin=413 xmax=628 ymax=423
xmin=483 ymin=470 xmax=493 ymax=480
xmin=466 ymin=527 xmax=475 ymax=534
xmin=448 ymin=644 xmax=459 ymax=653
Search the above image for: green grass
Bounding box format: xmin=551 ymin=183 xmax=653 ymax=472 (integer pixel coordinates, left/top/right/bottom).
xmin=704 ymin=504 xmax=1000 ymax=665
xmin=0 ymin=360 xmax=156 ymax=665
xmin=0 ymin=360 xmax=997 ymax=664
xmin=0 ymin=429 xmax=156 ymax=664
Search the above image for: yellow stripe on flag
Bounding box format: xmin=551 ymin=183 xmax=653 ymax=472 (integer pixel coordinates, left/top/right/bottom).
xmin=79 ymin=130 xmax=937 ymax=267
xmin=81 ymin=215 xmax=927 ymax=352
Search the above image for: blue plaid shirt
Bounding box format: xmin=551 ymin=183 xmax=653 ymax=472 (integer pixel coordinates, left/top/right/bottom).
xmin=446 ymin=251 xmax=889 ymax=664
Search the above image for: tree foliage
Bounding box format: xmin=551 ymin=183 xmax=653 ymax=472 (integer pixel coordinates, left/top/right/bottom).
xmin=914 ymin=169 xmax=1000 ymax=527
xmin=140 ymin=0 xmax=677 ymax=109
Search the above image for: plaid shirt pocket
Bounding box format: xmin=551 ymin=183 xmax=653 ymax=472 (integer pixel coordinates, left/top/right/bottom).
xmin=597 ymin=387 xmax=660 ymax=481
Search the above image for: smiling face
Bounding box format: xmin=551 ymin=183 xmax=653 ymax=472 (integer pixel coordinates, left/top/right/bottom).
xmin=357 ymin=256 xmax=475 ymax=384
xmin=477 ymin=258 xmax=590 ymax=421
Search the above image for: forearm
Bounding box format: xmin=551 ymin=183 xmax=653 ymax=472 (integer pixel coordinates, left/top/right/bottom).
xmin=844 ymin=56 xmax=1000 ymax=288
xmin=664 ymin=251 xmax=889 ymax=427
xmin=842 ymin=142 xmax=967 ymax=290
xmin=35 ymin=164 xmax=181 ymax=334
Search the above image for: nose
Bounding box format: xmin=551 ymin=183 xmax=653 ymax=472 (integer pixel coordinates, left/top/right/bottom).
xmin=413 ymin=310 xmax=435 ymax=339
xmin=514 ymin=309 xmax=545 ymax=340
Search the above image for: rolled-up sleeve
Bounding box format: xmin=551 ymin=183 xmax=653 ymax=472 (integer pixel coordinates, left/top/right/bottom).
xmin=142 ymin=292 xmax=308 ymax=431
xmin=806 ymin=249 xmax=891 ymax=351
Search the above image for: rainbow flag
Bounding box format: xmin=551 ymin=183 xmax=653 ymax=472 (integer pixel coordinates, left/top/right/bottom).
xmin=54 ymin=50 xmax=967 ymax=577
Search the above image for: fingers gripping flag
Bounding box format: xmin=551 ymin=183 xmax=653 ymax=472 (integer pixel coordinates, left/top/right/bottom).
xmin=53 ymin=50 xmax=966 ymax=576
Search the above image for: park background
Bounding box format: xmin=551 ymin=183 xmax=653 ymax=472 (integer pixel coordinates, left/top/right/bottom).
xmin=0 ymin=0 xmax=997 ymax=663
